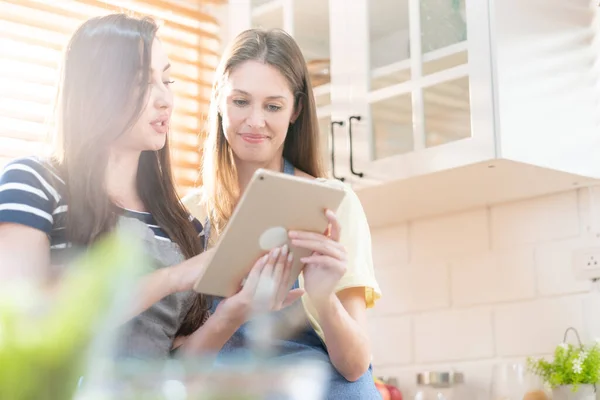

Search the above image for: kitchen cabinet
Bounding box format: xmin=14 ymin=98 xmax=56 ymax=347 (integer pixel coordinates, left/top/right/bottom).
xmin=223 ymin=0 xmax=600 ymax=227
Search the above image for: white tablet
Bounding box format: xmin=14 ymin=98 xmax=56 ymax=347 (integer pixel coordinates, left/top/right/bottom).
xmin=193 ymin=168 xmax=347 ymax=298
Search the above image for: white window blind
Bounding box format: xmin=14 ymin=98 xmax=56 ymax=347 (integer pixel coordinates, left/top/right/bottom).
xmin=0 ymin=0 xmax=223 ymax=192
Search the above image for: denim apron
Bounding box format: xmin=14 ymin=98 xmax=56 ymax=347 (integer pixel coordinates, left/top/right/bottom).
xmin=205 ymin=160 xmax=380 ymax=400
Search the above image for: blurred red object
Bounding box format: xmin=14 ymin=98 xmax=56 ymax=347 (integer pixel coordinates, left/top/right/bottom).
xmin=374 ymin=380 xmax=390 ymax=400
xmin=387 ymin=384 xmax=403 ymax=400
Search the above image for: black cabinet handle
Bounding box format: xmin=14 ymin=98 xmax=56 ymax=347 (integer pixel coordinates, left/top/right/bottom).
xmin=330 ymin=120 xmax=345 ymax=181
xmin=348 ymin=115 xmax=364 ymax=178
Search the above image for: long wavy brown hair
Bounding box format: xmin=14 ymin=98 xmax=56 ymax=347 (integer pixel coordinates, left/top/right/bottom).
xmin=202 ymin=28 xmax=326 ymax=237
xmin=52 ymin=14 xmax=210 ymax=329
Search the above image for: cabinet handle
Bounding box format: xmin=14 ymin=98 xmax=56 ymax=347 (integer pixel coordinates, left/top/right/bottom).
xmin=348 ymin=115 xmax=364 ymax=178
xmin=330 ymin=120 xmax=345 ymax=182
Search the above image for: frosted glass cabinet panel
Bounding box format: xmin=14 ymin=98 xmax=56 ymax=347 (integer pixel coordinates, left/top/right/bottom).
xmin=370 ymin=93 xmax=414 ymax=159
xmin=420 ymin=0 xmax=467 ymax=53
xmin=368 ymin=0 xmax=411 ymax=90
xmin=421 ymin=0 xmax=468 ymax=76
xmin=423 ymin=76 xmax=471 ymax=148
xmin=251 ymin=1 xmax=284 ymax=30
xmin=367 ymin=0 xmax=472 ymax=160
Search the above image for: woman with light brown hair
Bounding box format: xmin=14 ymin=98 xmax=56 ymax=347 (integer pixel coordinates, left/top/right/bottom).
xmin=182 ymin=28 xmax=382 ymax=398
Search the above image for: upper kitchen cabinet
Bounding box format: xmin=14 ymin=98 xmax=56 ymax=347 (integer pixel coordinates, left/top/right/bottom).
xmin=221 ymin=0 xmax=600 ymax=226
xmin=327 ymin=0 xmax=493 ymax=191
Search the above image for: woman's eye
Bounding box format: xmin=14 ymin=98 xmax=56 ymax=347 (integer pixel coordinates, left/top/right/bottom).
xmin=266 ymin=104 xmax=282 ymax=112
xmin=233 ymin=99 xmax=248 ymax=107
xmin=147 ymin=80 xmax=175 ymax=86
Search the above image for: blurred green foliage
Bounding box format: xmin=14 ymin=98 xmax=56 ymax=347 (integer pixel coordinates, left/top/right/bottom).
xmin=0 ymin=231 xmax=145 ymax=400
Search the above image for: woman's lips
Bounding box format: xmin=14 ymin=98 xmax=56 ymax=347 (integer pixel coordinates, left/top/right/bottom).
xmin=150 ymin=115 xmax=169 ymax=134
xmin=240 ymin=133 xmax=268 ymax=144
xmin=150 ymin=121 xmax=168 ymax=134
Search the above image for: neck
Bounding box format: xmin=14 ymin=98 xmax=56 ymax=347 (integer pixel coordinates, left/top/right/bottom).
xmin=106 ymin=149 xmax=144 ymax=211
xmin=235 ymin=155 xmax=284 ymax=194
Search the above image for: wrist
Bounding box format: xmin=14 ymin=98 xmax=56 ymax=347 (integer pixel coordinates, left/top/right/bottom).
xmin=212 ymin=305 xmax=244 ymax=332
xmin=166 ymin=253 xmax=210 ymax=294
xmin=165 ymin=262 xmax=186 ymax=294
xmin=311 ymin=292 xmax=339 ymax=316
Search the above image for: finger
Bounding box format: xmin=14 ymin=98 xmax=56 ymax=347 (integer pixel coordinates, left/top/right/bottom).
xmin=322 ymin=222 xmax=331 ymax=237
xmin=253 ymin=247 xmax=283 ymax=307
xmin=325 ymin=209 xmax=342 ymax=242
xmin=300 ymin=254 xmax=347 ymax=272
xmin=288 ymin=230 xmax=343 ymax=244
xmin=274 ymin=250 xmax=294 ymax=308
xmin=271 ymin=245 xmax=289 ymax=307
xmin=281 ymin=288 xmax=305 ymax=308
xmin=289 ymin=231 xmax=344 ymax=251
xmin=271 ymin=245 xmax=286 ymax=281
xmin=261 ymin=246 xmax=281 ymax=279
xmin=241 ymin=253 xmax=269 ymax=293
xmin=290 ymin=238 xmax=346 ymax=260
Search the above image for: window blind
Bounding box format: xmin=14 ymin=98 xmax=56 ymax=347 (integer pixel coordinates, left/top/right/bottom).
xmin=0 ymin=0 xmax=223 ymax=193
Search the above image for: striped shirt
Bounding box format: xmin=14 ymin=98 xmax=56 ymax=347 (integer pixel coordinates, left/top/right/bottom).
xmin=0 ymin=156 xmax=204 ymax=263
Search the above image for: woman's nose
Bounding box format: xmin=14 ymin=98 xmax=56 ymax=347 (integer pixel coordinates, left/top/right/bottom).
xmin=246 ymin=107 xmax=266 ymax=128
xmin=154 ymin=86 xmax=173 ymax=110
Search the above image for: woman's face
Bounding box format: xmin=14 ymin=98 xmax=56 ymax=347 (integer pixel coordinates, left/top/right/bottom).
xmin=115 ymin=38 xmax=174 ymax=153
xmin=220 ymin=60 xmax=299 ymax=165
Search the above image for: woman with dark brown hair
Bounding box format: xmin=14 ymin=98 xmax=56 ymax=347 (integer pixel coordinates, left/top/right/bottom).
xmin=0 ymin=14 xmax=297 ymax=359
xmin=182 ymin=28 xmax=383 ymax=398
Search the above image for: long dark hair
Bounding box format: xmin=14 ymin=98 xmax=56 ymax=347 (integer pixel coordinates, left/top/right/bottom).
xmin=52 ymin=14 xmax=210 ymax=323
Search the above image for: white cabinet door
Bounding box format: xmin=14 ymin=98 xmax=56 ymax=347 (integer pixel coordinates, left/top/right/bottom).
xmin=326 ymin=0 xmax=496 ymax=190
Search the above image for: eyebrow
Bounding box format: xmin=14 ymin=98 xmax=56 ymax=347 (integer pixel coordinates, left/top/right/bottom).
xmin=232 ymin=89 xmax=286 ymax=101
xmin=152 ymin=63 xmax=171 ymax=73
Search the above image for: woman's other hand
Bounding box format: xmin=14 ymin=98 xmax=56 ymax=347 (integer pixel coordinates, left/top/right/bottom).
xmin=214 ymin=245 xmax=304 ymax=327
xmin=288 ymin=209 xmax=347 ymax=304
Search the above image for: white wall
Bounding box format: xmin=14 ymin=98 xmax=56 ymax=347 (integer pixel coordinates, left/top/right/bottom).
xmin=367 ymin=187 xmax=600 ymax=397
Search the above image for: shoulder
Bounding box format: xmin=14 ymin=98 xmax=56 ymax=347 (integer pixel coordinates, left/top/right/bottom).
xmin=2 ymin=156 xmax=61 ymax=176
xmin=2 ymin=156 xmax=61 ymax=178
xmin=0 ymin=156 xmax=65 ymax=202
xmin=1 ymin=157 xmax=65 ymax=197
xmin=317 ymin=178 xmax=365 ymax=215
xmin=0 ymin=157 xmax=65 ymax=233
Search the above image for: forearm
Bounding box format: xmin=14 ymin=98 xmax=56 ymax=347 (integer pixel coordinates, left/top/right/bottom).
xmin=314 ymin=294 xmax=372 ymax=382
xmin=123 ymin=267 xmax=174 ymax=321
xmin=177 ymin=308 xmax=241 ymax=355
xmin=122 ymin=256 xmax=198 ymax=323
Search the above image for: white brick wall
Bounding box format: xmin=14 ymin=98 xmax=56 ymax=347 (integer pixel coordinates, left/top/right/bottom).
xmin=410 ymin=209 xmax=489 ymax=263
xmin=414 ymin=307 xmax=494 ymax=363
xmin=367 ymin=188 xmax=597 ymax=398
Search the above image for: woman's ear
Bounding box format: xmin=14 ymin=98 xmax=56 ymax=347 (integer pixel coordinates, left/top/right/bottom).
xmin=291 ymin=101 xmax=303 ymax=124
